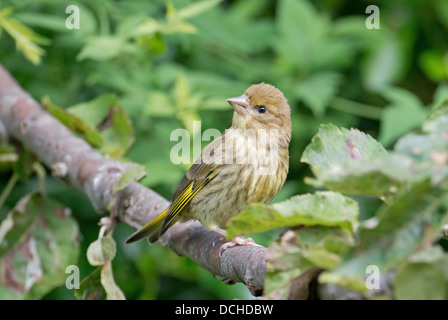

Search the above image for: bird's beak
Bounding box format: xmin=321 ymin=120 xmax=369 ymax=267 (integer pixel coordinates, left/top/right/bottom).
xmin=227 ymin=95 xmax=250 ymax=116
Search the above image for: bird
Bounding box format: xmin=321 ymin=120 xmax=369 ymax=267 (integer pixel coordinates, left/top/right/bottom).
xmin=125 ymin=83 xmax=292 ymax=246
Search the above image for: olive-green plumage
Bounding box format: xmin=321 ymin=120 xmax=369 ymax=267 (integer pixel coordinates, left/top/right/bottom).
xmin=126 ymin=83 xmax=292 ymax=244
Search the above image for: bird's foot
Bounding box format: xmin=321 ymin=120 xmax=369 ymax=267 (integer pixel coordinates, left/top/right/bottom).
xmin=219 ymin=236 xmax=261 ymax=257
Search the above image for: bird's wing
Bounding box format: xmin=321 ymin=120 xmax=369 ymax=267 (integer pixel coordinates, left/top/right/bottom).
xmin=159 ymin=128 xmax=230 ymax=236
xmin=159 ymin=161 xmax=220 ymax=236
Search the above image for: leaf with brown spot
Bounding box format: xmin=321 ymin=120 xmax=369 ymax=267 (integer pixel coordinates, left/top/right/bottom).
xmin=0 ymin=193 xmax=79 ymax=299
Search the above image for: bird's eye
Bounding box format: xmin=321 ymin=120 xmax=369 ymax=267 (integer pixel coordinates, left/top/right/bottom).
xmin=256 ymin=105 xmax=267 ymax=114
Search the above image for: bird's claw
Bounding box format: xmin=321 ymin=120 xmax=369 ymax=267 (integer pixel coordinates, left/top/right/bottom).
xmin=219 ymin=236 xmax=261 ymax=257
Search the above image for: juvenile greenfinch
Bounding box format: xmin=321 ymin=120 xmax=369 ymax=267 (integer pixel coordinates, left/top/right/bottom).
xmin=126 ymin=83 xmax=291 ymax=244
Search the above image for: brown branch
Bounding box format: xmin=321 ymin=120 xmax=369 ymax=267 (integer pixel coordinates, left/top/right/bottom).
xmin=0 ymin=64 xmax=266 ymax=296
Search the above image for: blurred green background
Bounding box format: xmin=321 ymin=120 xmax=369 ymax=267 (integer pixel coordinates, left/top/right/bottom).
xmin=0 ymin=0 xmax=447 ymax=299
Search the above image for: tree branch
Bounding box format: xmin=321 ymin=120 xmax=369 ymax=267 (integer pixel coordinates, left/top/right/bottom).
xmin=0 ymin=64 xmax=266 ymax=296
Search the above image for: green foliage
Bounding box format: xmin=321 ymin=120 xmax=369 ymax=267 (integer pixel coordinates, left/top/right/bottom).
xmin=0 ymin=7 xmax=49 ymax=64
xmin=1 ymin=0 xmax=448 ymax=300
xmin=76 ymin=230 xmax=125 ymax=300
xmin=291 ymin=101 xmax=448 ymax=299
xmin=113 ymin=164 xmax=147 ymax=193
xmin=225 ymin=191 xmax=359 ymax=238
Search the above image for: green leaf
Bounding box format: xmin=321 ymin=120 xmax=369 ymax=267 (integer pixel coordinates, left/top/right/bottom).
xmin=276 ymin=0 xmax=322 ymax=71
xmin=0 ymin=9 xmax=49 ymax=64
xmin=264 ymin=227 xmax=354 ymax=299
xmin=296 ymin=72 xmax=343 ymax=117
xmin=306 ymin=153 xmax=429 ymax=197
xmin=132 ymin=18 xmax=161 ymax=37
xmin=82 ymin=232 xmax=125 ymax=300
xmin=418 ymin=50 xmax=448 ymax=82
xmin=75 ymin=267 xmax=106 ymax=300
xmin=361 ymin=34 xmax=403 ymax=91
xmin=67 ymin=95 xmax=135 ymax=158
xmin=0 ymin=193 xmax=79 ymax=299
xmin=225 ymin=191 xmax=359 ymax=238
xmin=42 ymin=96 xmax=103 ymax=147
xmin=113 ymin=164 xmax=147 ymax=193
xmin=422 ymin=99 xmax=448 ymax=136
xmin=264 ymin=268 xmax=302 ymax=300
xmin=176 ymin=0 xmax=222 ymax=20
xmin=87 ymin=235 xmax=116 ymax=266
xmin=12 ymin=150 xmax=35 ymax=182
xmin=100 ymin=107 xmax=135 ymax=158
xmin=321 ymin=182 xmax=448 ymax=294
xmin=301 ymin=124 xmax=420 ymax=197
xmin=77 ymin=36 xmax=125 ymax=61
xmin=75 ymin=262 xmax=125 ymax=300
xmin=136 ymin=32 xmax=166 ymax=54
xmin=144 ymin=91 xmax=176 ymax=117
xmin=67 ymin=94 xmax=119 ymax=126
xmin=301 ymin=124 xmax=387 ymax=169
xmin=408 ymin=245 xmax=445 ymax=264
xmin=379 ymin=87 xmax=428 ymax=146
xmin=13 ymin=12 xmax=67 ymax=32
xmin=394 ymin=263 xmax=447 ymax=300
xmin=100 ymin=260 xmax=125 ymax=300
xmin=395 ymin=133 xmax=448 ymax=164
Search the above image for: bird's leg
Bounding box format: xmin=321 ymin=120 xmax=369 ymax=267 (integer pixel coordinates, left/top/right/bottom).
xmin=210 ymin=226 xmax=261 ymax=257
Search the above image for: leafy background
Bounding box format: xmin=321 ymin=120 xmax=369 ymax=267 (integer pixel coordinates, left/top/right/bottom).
xmin=0 ymin=0 xmax=447 ymax=299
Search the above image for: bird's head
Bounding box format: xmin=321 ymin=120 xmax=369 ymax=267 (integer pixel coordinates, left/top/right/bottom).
xmin=227 ymin=83 xmax=292 ymax=144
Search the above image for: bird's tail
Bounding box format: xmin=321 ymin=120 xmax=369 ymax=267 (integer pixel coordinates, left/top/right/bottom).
xmin=125 ymin=208 xmax=168 ymax=244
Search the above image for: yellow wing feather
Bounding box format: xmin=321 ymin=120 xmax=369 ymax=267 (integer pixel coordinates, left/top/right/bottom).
xmin=125 ymin=169 xmax=218 ymax=244
xmin=125 ymin=208 xmax=168 ymax=244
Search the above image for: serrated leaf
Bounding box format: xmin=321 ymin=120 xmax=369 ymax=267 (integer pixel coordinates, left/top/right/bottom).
xmin=301 ymin=124 xmax=387 ymax=169
xmin=225 ymin=191 xmax=359 ymax=238
xmin=301 ymin=124 xmax=417 ymax=196
xmin=305 ymin=153 xmax=429 ymax=197
xmin=0 ymin=193 xmax=79 ymax=299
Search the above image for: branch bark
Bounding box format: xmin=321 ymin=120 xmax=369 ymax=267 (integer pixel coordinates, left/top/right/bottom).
xmin=0 ymin=64 xmax=266 ymax=296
